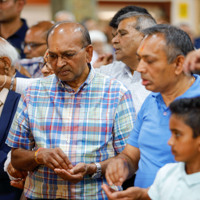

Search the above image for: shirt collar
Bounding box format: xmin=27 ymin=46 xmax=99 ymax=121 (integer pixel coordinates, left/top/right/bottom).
xmin=179 ymin=162 xmax=200 ymax=186
xmin=152 ymin=74 xmax=200 ymax=105
xmin=9 ymin=18 xmax=28 ymax=39
xmin=58 ymin=63 xmax=95 ymax=93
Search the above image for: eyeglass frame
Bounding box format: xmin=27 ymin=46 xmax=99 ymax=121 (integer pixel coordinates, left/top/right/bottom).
xmin=48 ymin=46 xmax=87 ymax=64
xmin=22 ymin=42 xmax=46 ymax=51
xmin=38 ymin=61 xmax=52 ymax=70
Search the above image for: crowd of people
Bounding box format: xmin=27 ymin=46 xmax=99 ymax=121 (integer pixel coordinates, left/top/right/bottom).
xmin=0 ymin=1 xmax=200 ymax=200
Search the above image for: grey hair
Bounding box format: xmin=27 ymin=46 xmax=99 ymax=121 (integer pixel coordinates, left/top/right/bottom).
xmin=141 ymin=24 xmax=194 ymax=63
xmin=117 ymin=11 xmax=157 ymax=32
xmin=0 ymin=37 xmax=19 ymax=67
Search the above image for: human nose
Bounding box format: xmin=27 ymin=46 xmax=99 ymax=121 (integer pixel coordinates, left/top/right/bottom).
xmin=24 ymin=45 xmax=31 ymax=54
xmin=137 ymin=59 xmax=147 ymax=73
xmin=111 ymin=34 xmax=119 ymax=44
xmin=168 ymin=135 xmax=174 ymax=146
xmin=56 ymin=55 xmax=66 ymax=67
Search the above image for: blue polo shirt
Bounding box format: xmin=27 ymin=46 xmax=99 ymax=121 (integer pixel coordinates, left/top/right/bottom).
xmin=7 ymin=18 xmax=28 ymax=58
xmin=127 ymin=74 xmax=200 ymax=188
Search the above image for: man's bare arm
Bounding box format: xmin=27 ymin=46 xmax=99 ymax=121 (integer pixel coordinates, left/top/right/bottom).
xmin=11 ymin=147 xmax=73 ymax=171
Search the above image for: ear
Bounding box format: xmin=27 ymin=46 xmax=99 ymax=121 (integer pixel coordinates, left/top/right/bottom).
xmin=2 ymin=57 xmax=12 ymax=76
xmin=85 ymin=45 xmax=93 ymax=63
xmin=173 ymin=55 xmax=185 ymax=75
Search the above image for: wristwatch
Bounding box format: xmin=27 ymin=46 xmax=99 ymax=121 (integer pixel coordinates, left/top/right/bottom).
xmin=91 ymin=163 xmax=102 ymax=179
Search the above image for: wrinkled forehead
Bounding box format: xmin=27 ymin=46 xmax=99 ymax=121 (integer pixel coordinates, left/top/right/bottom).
xmin=49 ymin=24 xmax=82 ymax=42
xmin=48 ymin=27 xmax=84 ymax=50
xmin=137 ymin=33 xmax=166 ymax=55
xmin=118 ymin=17 xmax=137 ymax=29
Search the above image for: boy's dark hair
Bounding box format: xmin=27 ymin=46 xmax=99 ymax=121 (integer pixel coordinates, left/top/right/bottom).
xmin=109 ymin=5 xmax=150 ymax=29
xmin=169 ymin=97 xmax=200 ymax=138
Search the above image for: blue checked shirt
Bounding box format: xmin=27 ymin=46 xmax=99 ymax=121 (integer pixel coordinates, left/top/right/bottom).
xmin=6 ymin=66 xmax=135 ymax=199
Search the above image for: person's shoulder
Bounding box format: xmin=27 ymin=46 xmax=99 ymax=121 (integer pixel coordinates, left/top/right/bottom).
xmin=159 ymin=162 xmax=181 ymax=175
xmin=19 ymin=56 xmax=43 ymax=65
xmin=94 ymin=70 xmax=129 ymax=95
xmin=141 ymin=92 xmax=158 ymax=106
xmin=95 ymin=69 xmax=127 ymax=86
xmin=98 ymin=61 xmax=126 ymax=74
xmin=37 ymin=74 xmax=55 ymax=84
xmin=26 ymin=74 xmax=55 ymax=89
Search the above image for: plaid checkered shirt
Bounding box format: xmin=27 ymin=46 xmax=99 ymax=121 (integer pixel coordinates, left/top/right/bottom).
xmin=6 ymin=67 xmax=135 ymax=199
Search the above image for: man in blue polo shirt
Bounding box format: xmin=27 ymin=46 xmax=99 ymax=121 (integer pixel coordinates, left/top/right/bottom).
xmin=0 ymin=0 xmax=28 ymax=58
xmin=102 ymin=24 xmax=200 ymax=199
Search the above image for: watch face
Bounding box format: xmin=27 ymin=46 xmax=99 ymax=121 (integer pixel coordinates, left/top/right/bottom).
xmin=91 ymin=163 xmax=102 ymax=179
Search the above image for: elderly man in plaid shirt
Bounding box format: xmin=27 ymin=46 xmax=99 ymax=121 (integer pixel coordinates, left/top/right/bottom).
xmin=6 ymin=22 xmax=135 ymax=200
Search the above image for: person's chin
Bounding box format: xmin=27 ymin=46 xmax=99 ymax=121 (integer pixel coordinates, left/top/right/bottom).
xmin=115 ymin=54 xmax=123 ymax=61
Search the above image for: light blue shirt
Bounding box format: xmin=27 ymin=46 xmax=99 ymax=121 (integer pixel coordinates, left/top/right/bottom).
xmin=127 ymin=74 xmax=200 ymax=188
xmin=148 ymin=162 xmax=200 ymax=200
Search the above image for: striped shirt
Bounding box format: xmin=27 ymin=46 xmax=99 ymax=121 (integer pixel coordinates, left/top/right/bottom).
xmin=19 ymin=56 xmax=43 ymax=78
xmin=6 ymin=66 xmax=135 ymax=199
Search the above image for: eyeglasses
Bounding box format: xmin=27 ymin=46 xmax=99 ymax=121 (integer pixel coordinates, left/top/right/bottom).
xmin=22 ymin=42 xmax=46 ymax=51
xmin=38 ymin=61 xmax=52 ymax=70
xmin=48 ymin=46 xmax=86 ymax=63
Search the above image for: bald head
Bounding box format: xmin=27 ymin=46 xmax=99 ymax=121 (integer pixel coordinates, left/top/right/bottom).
xmin=30 ymin=21 xmax=55 ymax=40
xmin=47 ymin=22 xmax=91 ymax=48
xmin=24 ymin=20 xmax=55 ymax=58
xmin=46 ymin=22 xmax=93 ymax=88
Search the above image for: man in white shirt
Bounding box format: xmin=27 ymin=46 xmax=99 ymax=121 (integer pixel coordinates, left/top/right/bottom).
xmin=95 ymin=11 xmax=156 ymax=114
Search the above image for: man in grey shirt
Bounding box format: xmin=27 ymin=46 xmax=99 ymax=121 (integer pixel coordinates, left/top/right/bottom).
xmin=95 ymin=11 xmax=156 ymax=114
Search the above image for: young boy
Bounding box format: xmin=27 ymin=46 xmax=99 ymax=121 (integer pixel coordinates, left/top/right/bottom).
xmin=148 ymin=97 xmax=200 ymax=199
xmin=102 ymin=97 xmax=200 ymax=200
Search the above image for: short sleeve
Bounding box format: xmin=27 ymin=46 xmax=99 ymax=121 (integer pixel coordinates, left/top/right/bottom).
xmin=113 ymin=90 xmax=136 ymax=153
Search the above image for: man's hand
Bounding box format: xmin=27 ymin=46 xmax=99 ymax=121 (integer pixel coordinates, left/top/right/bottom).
xmin=7 ymin=162 xmax=28 ymax=179
xmin=102 ymin=184 xmax=150 ymax=200
xmin=36 ymin=147 xmax=73 ymax=171
xmin=10 ymin=179 xmax=25 ymax=189
xmin=7 ymin=162 xmax=27 ymax=189
xmin=93 ymin=53 xmax=113 ymax=68
xmin=105 ymin=157 xmax=129 ymax=186
xmin=183 ymin=49 xmax=200 ymax=74
xmin=54 ymin=163 xmax=90 ymax=184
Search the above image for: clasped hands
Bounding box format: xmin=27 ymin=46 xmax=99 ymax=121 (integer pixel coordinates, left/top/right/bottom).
xmin=36 ymin=147 xmax=94 ymax=184
xmin=9 ymin=147 xmax=93 ymax=188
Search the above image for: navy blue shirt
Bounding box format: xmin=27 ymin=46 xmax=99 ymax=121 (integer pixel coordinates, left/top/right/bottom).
xmin=7 ymin=18 xmax=28 ymax=59
xmin=127 ymin=74 xmax=200 ymax=188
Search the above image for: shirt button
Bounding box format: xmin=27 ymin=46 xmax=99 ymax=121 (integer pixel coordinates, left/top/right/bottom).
xmin=163 ymin=111 xmax=167 ymax=116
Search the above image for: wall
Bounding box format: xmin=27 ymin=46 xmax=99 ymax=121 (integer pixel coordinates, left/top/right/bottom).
xmin=171 ymin=0 xmax=200 ymax=35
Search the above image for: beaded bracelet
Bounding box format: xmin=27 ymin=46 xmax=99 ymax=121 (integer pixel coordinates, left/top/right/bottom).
xmin=0 ymin=75 xmax=7 ymax=88
xmin=34 ymin=147 xmax=43 ymax=164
